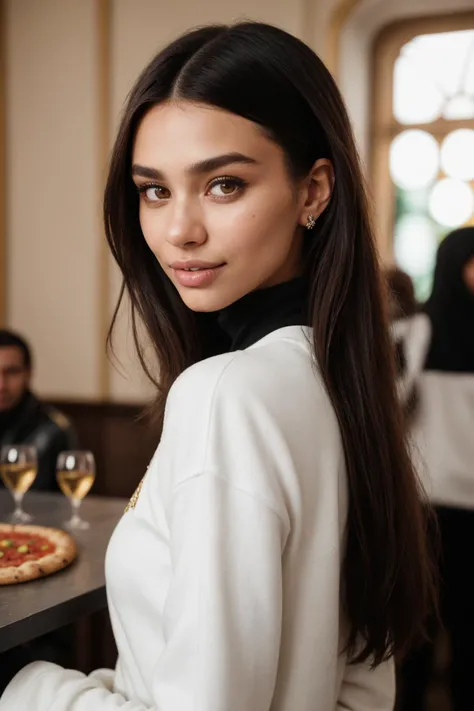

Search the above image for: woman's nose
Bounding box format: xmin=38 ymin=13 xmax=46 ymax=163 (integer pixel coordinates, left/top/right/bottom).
xmin=165 ymin=204 xmax=208 ymax=248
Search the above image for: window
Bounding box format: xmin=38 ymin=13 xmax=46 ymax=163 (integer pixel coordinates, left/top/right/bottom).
xmin=372 ymin=14 xmax=474 ymax=300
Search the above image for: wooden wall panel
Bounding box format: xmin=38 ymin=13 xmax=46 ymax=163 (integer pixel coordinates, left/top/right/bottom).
xmin=49 ymin=400 xmax=157 ymax=498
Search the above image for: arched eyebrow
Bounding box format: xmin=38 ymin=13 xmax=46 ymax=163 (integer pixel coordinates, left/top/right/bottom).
xmin=131 ymin=152 xmax=259 ymax=180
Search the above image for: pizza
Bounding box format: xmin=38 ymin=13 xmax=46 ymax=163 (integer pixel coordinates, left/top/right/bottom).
xmin=0 ymin=523 xmax=77 ymax=585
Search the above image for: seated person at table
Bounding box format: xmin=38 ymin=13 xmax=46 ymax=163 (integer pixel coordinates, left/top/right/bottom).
xmin=0 ymin=330 xmax=77 ymax=691
xmin=0 ymin=330 xmax=78 ymax=491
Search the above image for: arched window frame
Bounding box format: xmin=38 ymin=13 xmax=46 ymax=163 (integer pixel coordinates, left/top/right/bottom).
xmin=370 ymin=11 xmax=474 ymax=271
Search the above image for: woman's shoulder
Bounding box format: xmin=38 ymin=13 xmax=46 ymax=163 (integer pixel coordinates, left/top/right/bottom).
xmin=167 ymin=326 xmax=315 ymax=410
xmin=158 ymin=326 xmax=336 ymax=505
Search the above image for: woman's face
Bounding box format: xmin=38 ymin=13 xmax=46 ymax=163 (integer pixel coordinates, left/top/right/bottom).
xmin=132 ymin=101 xmax=325 ymax=312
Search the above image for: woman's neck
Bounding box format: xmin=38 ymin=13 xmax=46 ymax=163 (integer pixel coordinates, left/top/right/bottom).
xmin=217 ymin=277 xmax=309 ymax=351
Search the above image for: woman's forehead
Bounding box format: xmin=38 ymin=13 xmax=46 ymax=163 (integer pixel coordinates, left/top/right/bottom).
xmin=132 ymin=101 xmax=279 ymax=171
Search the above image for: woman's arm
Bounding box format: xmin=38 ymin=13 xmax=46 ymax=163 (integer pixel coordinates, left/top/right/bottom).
xmin=0 ymin=472 xmax=286 ymax=711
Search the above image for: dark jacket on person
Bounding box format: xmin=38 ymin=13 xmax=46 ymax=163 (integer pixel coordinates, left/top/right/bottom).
xmin=0 ymin=391 xmax=77 ymax=491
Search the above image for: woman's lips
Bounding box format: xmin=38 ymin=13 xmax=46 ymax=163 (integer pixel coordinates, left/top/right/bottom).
xmin=172 ymin=264 xmax=225 ymax=288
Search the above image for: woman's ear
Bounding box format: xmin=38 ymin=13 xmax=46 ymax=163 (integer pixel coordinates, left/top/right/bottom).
xmin=299 ymin=158 xmax=334 ymax=228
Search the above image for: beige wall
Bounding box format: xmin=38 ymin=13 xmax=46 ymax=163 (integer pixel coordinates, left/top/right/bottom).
xmin=5 ymin=0 xmax=101 ymax=399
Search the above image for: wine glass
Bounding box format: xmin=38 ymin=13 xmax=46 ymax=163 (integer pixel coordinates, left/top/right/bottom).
xmin=56 ymin=451 xmax=95 ymax=530
xmin=0 ymin=445 xmax=37 ymax=522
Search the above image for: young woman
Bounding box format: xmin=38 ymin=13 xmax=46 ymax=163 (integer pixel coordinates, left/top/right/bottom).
xmin=0 ymin=22 xmax=435 ymax=711
xmin=398 ymin=227 xmax=474 ymax=711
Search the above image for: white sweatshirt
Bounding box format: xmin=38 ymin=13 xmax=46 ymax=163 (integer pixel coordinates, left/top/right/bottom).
xmin=411 ymin=371 xmax=474 ymax=510
xmin=0 ymin=326 xmax=394 ymax=710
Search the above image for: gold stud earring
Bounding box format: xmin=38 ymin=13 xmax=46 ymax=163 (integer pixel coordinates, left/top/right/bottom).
xmin=305 ymin=214 xmax=316 ymax=230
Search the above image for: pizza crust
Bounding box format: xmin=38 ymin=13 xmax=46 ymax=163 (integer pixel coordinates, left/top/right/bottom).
xmin=0 ymin=523 xmax=77 ymax=585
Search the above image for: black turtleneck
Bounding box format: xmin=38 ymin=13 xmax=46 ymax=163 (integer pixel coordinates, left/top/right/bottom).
xmin=217 ymin=277 xmax=309 ymax=351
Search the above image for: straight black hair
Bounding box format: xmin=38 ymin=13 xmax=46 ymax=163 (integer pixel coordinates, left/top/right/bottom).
xmin=424 ymin=226 xmax=474 ymax=373
xmin=104 ymin=22 xmax=437 ymax=665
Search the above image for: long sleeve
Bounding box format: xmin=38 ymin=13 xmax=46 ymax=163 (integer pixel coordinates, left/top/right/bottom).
xmin=0 ymin=472 xmax=286 ymax=711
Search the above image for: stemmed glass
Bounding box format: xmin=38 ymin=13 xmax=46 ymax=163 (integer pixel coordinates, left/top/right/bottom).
xmin=0 ymin=445 xmax=37 ymax=523
xmin=56 ymin=451 xmax=95 ymax=530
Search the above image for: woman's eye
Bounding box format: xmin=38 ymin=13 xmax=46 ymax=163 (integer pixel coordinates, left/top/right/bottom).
xmin=208 ymin=179 xmax=243 ymax=198
xmin=141 ymin=185 xmax=170 ymax=202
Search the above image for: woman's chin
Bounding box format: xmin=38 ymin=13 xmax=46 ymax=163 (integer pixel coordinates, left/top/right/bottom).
xmin=177 ymin=284 xmax=243 ymax=313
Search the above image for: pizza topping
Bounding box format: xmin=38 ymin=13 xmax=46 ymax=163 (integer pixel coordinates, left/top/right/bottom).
xmin=0 ymin=531 xmax=56 ymax=568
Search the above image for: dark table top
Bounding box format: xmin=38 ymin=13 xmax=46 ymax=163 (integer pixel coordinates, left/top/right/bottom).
xmin=0 ymin=491 xmax=126 ymax=653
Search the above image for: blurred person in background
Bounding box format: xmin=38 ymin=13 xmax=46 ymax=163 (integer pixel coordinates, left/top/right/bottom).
xmin=385 ymin=267 xmax=431 ymax=421
xmin=397 ymin=227 xmax=474 ymax=711
xmin=0 ymin=329 xmax=78 ymax=491
xmin=385 ymin=265 xmax=418 ymax=322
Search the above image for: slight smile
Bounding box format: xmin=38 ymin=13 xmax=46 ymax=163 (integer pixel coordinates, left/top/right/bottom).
xmin=170 ymin=261 xmax=226 ymax=288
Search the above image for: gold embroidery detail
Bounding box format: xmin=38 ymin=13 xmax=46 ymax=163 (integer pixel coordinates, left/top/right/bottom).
xmin=125 ymin=470 xmax=147 ymax=513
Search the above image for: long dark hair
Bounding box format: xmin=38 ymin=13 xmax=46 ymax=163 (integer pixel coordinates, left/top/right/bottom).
xmin=424 ymin=226 xmax=474 ymax=373
xmin=104 ymin=22 xmax=436 ymax=665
